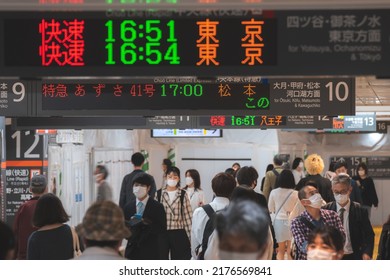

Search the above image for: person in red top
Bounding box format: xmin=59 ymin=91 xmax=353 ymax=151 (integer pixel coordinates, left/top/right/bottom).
xmin=13 ymin=175 xmax=47 ymax=259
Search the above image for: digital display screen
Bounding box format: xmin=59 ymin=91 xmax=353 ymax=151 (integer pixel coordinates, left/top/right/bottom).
xmin=38 ymin=78 xmax=270 ymax=115
xmin=2 ymin=11 xmax=277 ymax=71
xmin=151 ymin=129 xmax=222 ymax=138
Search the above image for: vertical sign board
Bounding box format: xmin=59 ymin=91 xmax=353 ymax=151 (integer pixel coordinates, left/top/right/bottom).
xmin=0 ymin=117 xmax=5 ymax=221
xmin=0 ymin=80 xmax=30 ymax=117
xmin=5 ymin=126 xmax=44 ymax=225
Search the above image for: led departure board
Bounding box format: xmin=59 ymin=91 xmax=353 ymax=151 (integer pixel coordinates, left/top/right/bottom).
xmin=1 ymin=9 xmax=390 ymax=77
xmin=37 ymin=78 xmax=270 ymax=116
xmin=1 ymin=10 xmax=277 ymax=76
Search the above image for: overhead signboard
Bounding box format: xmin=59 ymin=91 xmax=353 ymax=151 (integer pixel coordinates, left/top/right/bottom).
xmin=330 ymin=156 xmax=390 ymax=179
xmin=36 ymin=77 xmax=354 ymax=116
xmin=0 ymin=9 xmax=389 ymax=77
xmin=0 ymin=80 xmax=30 ymax=117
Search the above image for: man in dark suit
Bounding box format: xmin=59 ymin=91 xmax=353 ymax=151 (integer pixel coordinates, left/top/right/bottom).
xmin=323 ymin=173 xmax=375 ymax=260
xmin=123 ymin=173 xmax=167 ymax=260
xmin=119 ymin=152 xmax=157 ymax=211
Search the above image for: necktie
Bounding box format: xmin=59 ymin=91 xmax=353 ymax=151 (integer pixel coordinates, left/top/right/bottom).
xmin=137 ymin=201 xmax=144 ymax=216
xmin=339 ymin=208 xmax=345 ymax=224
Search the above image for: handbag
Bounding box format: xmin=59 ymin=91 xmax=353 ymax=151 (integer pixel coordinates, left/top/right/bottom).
xmin=271 ymin=190 xmax=294 ymax=224
xmin=70 ymin=226 xmax=82 ymax=258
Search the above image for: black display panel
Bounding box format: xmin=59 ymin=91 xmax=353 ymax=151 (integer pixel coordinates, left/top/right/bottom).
xmin=0 ymin=9 xmax=389 ymax=76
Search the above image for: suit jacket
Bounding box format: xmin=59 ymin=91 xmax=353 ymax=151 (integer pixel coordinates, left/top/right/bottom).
xmin=123 ymin=197 xmax=167 ymax=260
xmin=323 ymin=201 xmax=375 ymax=259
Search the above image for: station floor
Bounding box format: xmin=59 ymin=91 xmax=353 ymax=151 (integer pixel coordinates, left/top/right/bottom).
xmin=373 ymin=226 xmax=382 ymax=259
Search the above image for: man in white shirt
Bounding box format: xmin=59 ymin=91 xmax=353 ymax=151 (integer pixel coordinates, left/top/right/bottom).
xmin=190 ymin=172 xmax=236 ymax=259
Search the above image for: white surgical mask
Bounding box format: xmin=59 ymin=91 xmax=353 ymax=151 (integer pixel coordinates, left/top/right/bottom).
xmin=298 ymin=162 xmax=304 ymax=169
xmin=167 ymin=179 xmax=178 ymax=187
xmin=133 ymin=186 xmax=147 ymax=199
xmin=334 ymin=193 xmax=349 ymax=205
xmin=358 ymin=170 xmax=365 ymax=176
xmin=307 ymin=249 xmax=336 ymax=260
xmin=219 ymin=250 xmax=259 ymax=260
xmin=307 ymin=193 xmax=323 ymax=209
xmin=185 ymin=177 xmax=194 ymax=186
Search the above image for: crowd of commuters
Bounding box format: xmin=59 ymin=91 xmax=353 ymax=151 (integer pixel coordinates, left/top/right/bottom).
xmin=1 ymin=151 xmax=388 ymax=261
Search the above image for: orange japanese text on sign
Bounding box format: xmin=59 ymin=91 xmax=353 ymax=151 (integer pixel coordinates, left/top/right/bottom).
xmin=196 ymin=19 xmax=220 ymax=66
xmin=243 ymin=84 xmax=256 ymax=97
xmin=241 ymin=19 xmax=265 ymax=65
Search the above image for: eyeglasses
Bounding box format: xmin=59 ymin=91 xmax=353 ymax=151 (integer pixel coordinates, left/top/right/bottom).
xmin=333 ymin=189 xmax=349 ymax=195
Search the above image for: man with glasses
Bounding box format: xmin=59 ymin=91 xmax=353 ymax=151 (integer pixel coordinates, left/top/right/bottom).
xmin=291 ymin=184 xmax=345 ymax=260
xmin=323 ymin=174 xmax=375 ymax=260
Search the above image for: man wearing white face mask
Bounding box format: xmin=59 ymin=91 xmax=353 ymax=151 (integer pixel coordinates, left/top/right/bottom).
xmin=291 ymin=184 xmax=345 ymax=260
xmin=323 ymin=174 xmax=374 ymax=260
xmin=123 ymin=173 xmax=167 ymax=260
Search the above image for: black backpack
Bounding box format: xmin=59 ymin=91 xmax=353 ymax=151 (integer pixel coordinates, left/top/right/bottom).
xmin=272 ymin=169 xmax=280 ymax=189
xmin=195 ymin=204 xmax=216 ymax=260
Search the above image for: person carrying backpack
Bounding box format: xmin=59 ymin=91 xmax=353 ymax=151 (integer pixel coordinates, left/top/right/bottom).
xmin=191 ymin=172 xmax=236 ymax=260
xmin=263 ymin=154 xmax=284 ymax=202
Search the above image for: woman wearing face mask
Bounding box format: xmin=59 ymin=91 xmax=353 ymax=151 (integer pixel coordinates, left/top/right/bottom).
xmin=307 ymin=225 xmax=344 ymax=260
xmin=183 ymin=169 xmax=205 ymax=212
xmin=291 ymin=157 xmax=305 ymax=186
xmin=352 ymin=162 xmax=378 ymax=219
xmin=156 ymin=166 xmax=193 ymax=259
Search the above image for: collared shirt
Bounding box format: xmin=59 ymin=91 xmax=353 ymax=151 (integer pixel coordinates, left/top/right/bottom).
xmin=291 ymin=209 xmax=345 ymax=260
xmin=336 ymin=200 xmax=353 ymax=254
xmin=190 ymin=196 xmax=229 ymax=259
xmin=160 ymin=187 xmax=193 ymax=240
xmin=136 ymin=195 xmax=149 ymax=215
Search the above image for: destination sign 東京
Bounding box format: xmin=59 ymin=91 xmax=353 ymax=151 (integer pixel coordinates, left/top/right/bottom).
xmin=0 ymin=9 xmax=389 ymax=77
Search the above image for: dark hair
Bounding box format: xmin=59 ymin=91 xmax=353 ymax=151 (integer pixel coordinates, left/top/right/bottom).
xmin=356 ymin=162 xmax=368 ymax=175
xmin=265 ymin=164 xmax=274 ymax=173
xmin=166 ymin=166 xmax=181 ymax=187
xmin=277 ymin=170 xmax=295 ymax=189
xmin=0 ymin=221 xmax=15 ymax=260
xmin=96 ymin=165 xmax=109 ymax=179
xmin=232 ymin=162 xmax=241 ymax=169
xmin=85 ymin=239 xmax=119 ymax=248
xmin=185 ymin=169 xmax=201 ymax=190
xmin=162 ymin=158 xmax=172 ymax=168
xmin=328 ymin=161 xmax=337 ymax=172
xmin=31 ymin=185 xmax=46 ymax=195
xmin=230 ymin=185 xmax=259 ymax=203
xmin=225 ymin=168 xmax=235 ymax=176
xmin=133 ymin=173 xmax=152 ymax=186
xmin=298 ymin=183 xmax=319 ymax=200
xmin=308 ymin=225 xmax=345 ymax=252
xmin=212 ymin=172 xmax=236 ymax=198
xmin=273 ymin=154 xmax=283 ymax=166
xmin=33 ymin=193 xmax=69 ymax=227
xmin=216 ymin=200 xmax=269 ymax=251
xmin=131 ymin=152 xmax=145 ymax=167
xmin=292 ymin=157 xmax=303 ymax=170
xmin=334 ymin=160 xmax=348 ymax=172
xmin=236 ymin=166 xmax=258 ymax=186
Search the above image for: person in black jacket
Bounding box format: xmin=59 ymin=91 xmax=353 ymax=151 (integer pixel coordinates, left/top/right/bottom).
xmin=352 ymin=162 xmax=379 ymax=220
xmin=123 ymin=173 xmax=167 ymax=260
xmin=323 ymin=174 xmax=375 ymax=260
xmin=377 ymin=214 xmax=390 ymax=260
xmin=296 ymin=153 xmax=334 ymax=203
xmin=119 ymin=152 xmax=157 ymax=211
